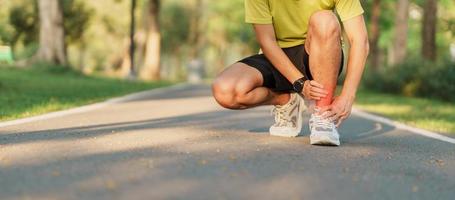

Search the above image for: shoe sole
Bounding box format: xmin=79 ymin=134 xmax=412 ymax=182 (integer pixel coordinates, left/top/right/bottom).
xmin=270 ymin=130 xmax=299 ymax=137
xmin=269 ymin=95 xmax=306 ymax=138
xmin=310 ymin=135 xmax=340 ymax=146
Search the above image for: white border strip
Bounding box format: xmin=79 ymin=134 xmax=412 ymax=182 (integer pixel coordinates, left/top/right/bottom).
xmin=352 ymin=108 xmax=455 ymax=144
xmin=0 ymin=83 xmax=189 ymax=128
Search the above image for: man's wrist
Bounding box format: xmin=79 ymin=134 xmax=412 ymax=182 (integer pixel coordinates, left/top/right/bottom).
xmin=290 ymin=74 xmax=306 ymax=84
xmin=341 ymin=90 xmax=356 ymax=101
xmin=292 ymin=77 xmax=307 ymax=93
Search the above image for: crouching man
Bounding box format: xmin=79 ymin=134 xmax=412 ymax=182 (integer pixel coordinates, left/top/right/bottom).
xmin=212 ymin=0 xmax=369 ymax=146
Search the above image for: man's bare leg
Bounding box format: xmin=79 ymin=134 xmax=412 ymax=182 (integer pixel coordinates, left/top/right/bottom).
xmin=212 ymin=62 xmax=290 ymax=110
xmin=213 ymin=62 xmax=305 ymax=137
xmin=305 ymin=11 xmax=342 ymax=146
xmin=305 ymin=11 xmax=342 ymax=108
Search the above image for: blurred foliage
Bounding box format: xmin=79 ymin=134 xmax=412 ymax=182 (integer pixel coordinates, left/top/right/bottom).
xmin=8 ymin=1 xmax=38 ymax=48
xmin=160 ymin=1 xmax=191 ymax=54
xmin=0 ymin=0 xmax=454 ymax=93
xmin=363 ymin=58 xmax=455 ymax=102
xmin=0 ymin=0 xmax=93 ymax=59
xmin=61 ymin=0 xmax=95 ymax=45
xmin=158 ymin=0 xmax=257 ymax=80
xmin=358 ymin=0 xmax=455 ymax=102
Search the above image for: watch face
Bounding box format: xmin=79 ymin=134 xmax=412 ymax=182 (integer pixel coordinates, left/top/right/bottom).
xmin=293 ymin=81 xmax=303 ymax=92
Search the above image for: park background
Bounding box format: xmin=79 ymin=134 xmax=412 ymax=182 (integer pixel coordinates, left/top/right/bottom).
xmin=0 ymin=0 xmax=454 ymax=134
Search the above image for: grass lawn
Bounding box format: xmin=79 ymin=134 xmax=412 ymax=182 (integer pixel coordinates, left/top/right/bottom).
xmin=355 ymin=90 xmax=455 ymax=135
xmin=0 ymin=66 xmax=171 ymax=121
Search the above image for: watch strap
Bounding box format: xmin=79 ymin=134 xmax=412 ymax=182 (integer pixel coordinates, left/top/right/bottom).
xmin=293 ymin=77 xmax=306 ymax=93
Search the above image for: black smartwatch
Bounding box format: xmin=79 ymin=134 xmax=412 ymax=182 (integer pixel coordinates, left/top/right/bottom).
xmin=292 ymin=77 xmax=306 ymax=93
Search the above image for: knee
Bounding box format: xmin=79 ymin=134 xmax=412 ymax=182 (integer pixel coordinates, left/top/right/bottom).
xmin=212 ymin=77 xmax=253 ymax=110
xmin=212 ymin=78 xmax=241 ymax=109
xmin=309 ymin=11 xmax=341 ymax=40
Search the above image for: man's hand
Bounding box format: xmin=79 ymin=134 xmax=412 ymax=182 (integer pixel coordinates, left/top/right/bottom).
xmin=302 ymin=80 xmax=328 ymax=100
xmin=320 ymin=94 xmax=355 ymax=127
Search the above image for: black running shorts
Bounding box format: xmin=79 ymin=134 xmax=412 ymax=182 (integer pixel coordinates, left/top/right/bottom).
xmin=238 ymin=44 xmax=344 ymax=92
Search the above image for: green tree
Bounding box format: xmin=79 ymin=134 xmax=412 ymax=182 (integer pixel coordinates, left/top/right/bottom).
xmin=421 ymin=0 xmax=437 ymax=61
xmin=390 ymin=0 xmax=410 ymax=65
xmin=8 ymin=2 xmax=38 ymax=48
xmin=368 ymin=0 xmax=381 ymax=69
xmin=35 ymin=0 xmax=67 ymax=65
xmin=4 ymin=0 xmax=92 ymax=63
xmin=140 ymin=0 xmax=161 ymax=80
xmin=61 ymin=0 xmax=94 ymax=45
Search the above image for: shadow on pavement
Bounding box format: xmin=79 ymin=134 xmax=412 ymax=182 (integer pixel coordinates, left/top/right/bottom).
xmin=123 ymin=84 xmax=213 ymax=102
xmin=1 ymin=109 xmax=395 ymax=147
xmin=1 ymin=125 xmax=453 ymax=199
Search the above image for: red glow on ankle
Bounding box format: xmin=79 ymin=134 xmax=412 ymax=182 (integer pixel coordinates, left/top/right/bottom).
xmin=316 ymin=89 xmax=334 ymax=107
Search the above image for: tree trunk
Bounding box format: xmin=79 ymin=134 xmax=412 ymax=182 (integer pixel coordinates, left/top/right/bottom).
xmin=35 ymin=0 xmax=67 ymax=65
xmin=128 ymin=0 xmax=137 ymax=78
xmin=369 ymin=0 xmax=381 ymax=69
xmin=421 ymin=0 xmax=437 ymax=61
xmin=390 ymin=0 xmax=409 ymax=65
xmin=140 ymin=0 xmax=161 ymax=81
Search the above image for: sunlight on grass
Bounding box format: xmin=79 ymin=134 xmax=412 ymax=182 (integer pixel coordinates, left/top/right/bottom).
xmin=355 ymin=90 xmax=455 ymax=134
xmin=357 ymin=104 xmax=413 ymax=115
xmin=10 ymin=98 xmax=75 ymax=120
xmin=0 ymin=66 xmax=172 ymax=121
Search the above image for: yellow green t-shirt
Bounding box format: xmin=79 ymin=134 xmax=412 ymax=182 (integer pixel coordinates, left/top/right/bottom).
xmin=245 ymin=0 xmax=364 ymax=48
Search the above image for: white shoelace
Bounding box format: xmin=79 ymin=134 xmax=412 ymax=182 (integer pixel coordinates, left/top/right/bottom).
xmin=311 ymin=114 xmax=333 ymax=130
xmin=271 ymin=107 xmax=293 ymax=127
xmin=310 ymin=107 xmax=334 ymax=130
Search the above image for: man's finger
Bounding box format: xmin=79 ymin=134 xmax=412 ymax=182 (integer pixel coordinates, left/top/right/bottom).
xmin=324 ymin=111 xmax=337 ymax=119
xmin=332 ymin=107 xmax=347 ymax=120
xmin=320 ymin=107 xmax=338 ymax=118
xmin=309 ymin=80 xmax=324 ymax=88
xmin=336 ymin=116 xmax=348 ymax=127
xmin=336 ymin=110 xmax=349 ymax=120
xmin=341 ymin=111 xmax=349 ymax=118
xmin=336 ymin=111 xmax=349 ymax=124
xmin=310 ymin=91 xmax=327 ymax=98
xmin=336 ymin=119 xmax=342 ymax=127
xmin=310 ymin=87 xmax=329 ymax=95
xmin=311 ymin=96 xmax=321 ymax=100
xmin=330 ymin=111 xmax=342 ymax=122
xmin=307 ymin=93 xmax=321 ymax=100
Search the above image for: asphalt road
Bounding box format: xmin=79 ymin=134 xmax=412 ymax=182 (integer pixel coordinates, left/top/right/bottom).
xmin=0 ymin=84 xmax=454 ymax=200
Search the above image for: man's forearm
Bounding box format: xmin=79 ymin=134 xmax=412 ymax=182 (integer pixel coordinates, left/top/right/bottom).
xmin=341 ymin=38 xmax=369 ymax=99
xmin=253 ymin=24 xmax=304 ymax=85
xmin=260 ymin=39 xmax=304 ymax=84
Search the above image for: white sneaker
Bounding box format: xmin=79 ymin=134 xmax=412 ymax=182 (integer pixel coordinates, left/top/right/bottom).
xmin=269 ymin=93 xmax=305 ymax=137
xmin=309 ymin=110 xmax=340 ymax=146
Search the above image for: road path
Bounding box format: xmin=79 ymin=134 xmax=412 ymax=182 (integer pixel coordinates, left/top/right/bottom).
xmin=0 ymin=84 xmax=454 ymax=200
